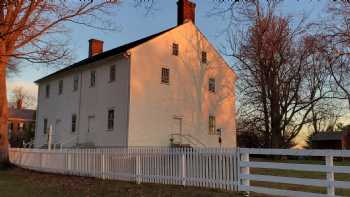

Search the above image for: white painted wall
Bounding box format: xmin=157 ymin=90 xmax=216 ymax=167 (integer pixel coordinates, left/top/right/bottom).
xmin=128 ymin=22 xmax=237 ymax=148
xmin=34 ymin=55 xmax=130 ymax=148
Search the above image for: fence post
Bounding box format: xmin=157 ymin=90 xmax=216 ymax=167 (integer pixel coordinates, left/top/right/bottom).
xmin=101 ymin=153 xmax=106 ymax=180
xmin=241 ymin=151 xmax=250 ymax=195
xmin=181 ymin=149 xmax=186 ymax=186
xmin=326 ymin=155 xmax=335 ymax=196
xmin=48 ymin=125 xmax=53 ymax=151
xmin=136 ymin=150 xmax=141 ymax=184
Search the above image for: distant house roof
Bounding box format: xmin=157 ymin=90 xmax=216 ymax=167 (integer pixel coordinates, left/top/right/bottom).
xmin=311 ymin=132 xmax=345 ymax=141
xmin=35 ymin=25 xmax=178 ymax=84
xmin=9 ymin=108 xmax=36 ymax=122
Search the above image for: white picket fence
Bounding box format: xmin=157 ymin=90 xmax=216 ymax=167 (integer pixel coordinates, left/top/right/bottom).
xmin=9 ymin=147 xmax=238 ymax=191
xmin=8 ymin=147 xmax=350 ymax=197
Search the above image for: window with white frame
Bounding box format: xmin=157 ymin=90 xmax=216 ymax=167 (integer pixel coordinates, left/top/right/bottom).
xmin=90 ymin=70 xmax=96 ymax=87
xmin=58 ymin=80 xmax=63 ymax=95
xmin=71 ymin=114 xmax=77 ymax=132
xmin=45 ymin=84 xmax=50 ymax=98
xmin=107 ymin=109 xmax=115 ymax=130
xmin=161 ymin=67 xmax=170 ymax=84
xmin=109 ymin=65 xmax=116 ymax=82
xmin=73 ymin=75 xmax=79 ymax=91
xmin=43 ymin=118 xmax=48 ymax=134
xmin=172 ymin=43 xmax=179 ymax=56
xmin=201 ymin=51 xmax=207 ymax=64
xmin=209 ymin=78 xmax=216 ymax=93
xmin=208 ymin=115 xmax=216 ymax=135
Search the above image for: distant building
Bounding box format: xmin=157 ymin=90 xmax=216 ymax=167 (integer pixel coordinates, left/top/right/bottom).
xmin=34 ymin=0 xmax=237 ymax=148
xmin=310 ymin=127 xmax=350 ymax=149
xmin=8 ymin=99 xmax=36 ymax=147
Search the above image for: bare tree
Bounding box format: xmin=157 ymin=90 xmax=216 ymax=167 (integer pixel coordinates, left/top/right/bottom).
xmin=10 ymin=86 xmax=35 ymax=109
xmin=0 ymin=0 xmax=127 ymax=156
xmin=227 ymin=0 xmax=331 ymax=148
xmin=322 ymin=1 xmax=350 ymax=108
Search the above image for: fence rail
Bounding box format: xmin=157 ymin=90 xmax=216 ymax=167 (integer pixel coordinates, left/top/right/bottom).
xmin=8 ymin=147 xmax=350 ymax=197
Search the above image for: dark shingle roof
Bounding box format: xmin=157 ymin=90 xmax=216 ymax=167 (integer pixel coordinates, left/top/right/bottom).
xmin=35 ymin=26 xmax=177 ymax=83
xmin=311 ymin=132 xmax=344 ymax=141
xmin=9 ymin=108 xmax=36 ymax=121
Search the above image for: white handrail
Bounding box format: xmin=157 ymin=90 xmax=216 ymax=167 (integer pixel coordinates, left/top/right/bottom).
xmin=170 ymin=133 xmax=206 ymax=147
xmin=59 ymin=136 xmax=77 ymax=150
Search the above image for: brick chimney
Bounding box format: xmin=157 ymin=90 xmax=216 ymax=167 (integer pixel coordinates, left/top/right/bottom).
xmin=177 ymin=0 xmax=196 ymax=25
xmin=16 ymin=99 xmax=23 ymax=110
xmin=89 ymin=39 xmax=104 ymax=57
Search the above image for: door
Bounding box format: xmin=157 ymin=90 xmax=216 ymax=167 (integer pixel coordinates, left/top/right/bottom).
xmin=87 ymin=116 xmax=95 ymax=143
xmin=173 ymin=117 xmax=183 ymax=144
xmin=54 ymin=119 xmax=62 ymax=145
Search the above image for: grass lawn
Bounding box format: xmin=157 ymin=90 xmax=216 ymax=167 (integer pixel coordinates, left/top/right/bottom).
xmin=0 ymin=165 xmax=258 ymax=197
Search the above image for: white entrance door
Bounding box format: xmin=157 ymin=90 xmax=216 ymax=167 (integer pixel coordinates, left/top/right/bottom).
xmin=173 ymin=117 xmax=183 ymax=143
xmin=87 ymin=116 xmax=95 ymax=143
xmin=54 ymin=119 xmax=62 ymax=145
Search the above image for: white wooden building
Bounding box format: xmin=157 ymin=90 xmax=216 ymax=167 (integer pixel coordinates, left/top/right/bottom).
xmin=34 ymin=0 xmax=237 ymax=148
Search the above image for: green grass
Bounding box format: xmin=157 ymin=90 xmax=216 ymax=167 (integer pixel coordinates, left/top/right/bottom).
xmin=0 ymin=167 xmax=253 ymax=197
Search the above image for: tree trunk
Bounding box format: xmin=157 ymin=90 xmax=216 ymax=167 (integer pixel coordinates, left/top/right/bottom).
xmin=0 ymin=57 xmax=9 ymax=161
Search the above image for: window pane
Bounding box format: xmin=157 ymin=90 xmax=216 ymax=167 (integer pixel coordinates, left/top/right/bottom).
xmin=202 ymin=51 xmax=207 ymax=63
xmin=44 ymin=119 xmax=48 ymax=134
xmin=72 ymin=114 xmax=76 ymax=132
xmin=209 ymin=115 xmax=216 ymax=135
xmin=73 ymin=75 xmax=79 ymax=91
xmin=110 ymin=66 xmax=116 ymax=82
xmin=209 ymin=78 xmax=215 ymax=93
xmin=161 ymin=68 xmax=170 ymax=84
xmin=108 ymin=109 xmax=114 ymax=130
xmin=91 ymin=71 xmax=96 ymax=87
xmin=172 ymin=43 xmax=179 ymax=56
xmin=45 ymin=84 xmax=50 ymax=98
xmin=59 ymin=80 xmax=63 ymax=95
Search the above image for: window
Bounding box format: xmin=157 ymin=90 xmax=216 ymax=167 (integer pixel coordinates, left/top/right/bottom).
xmin=172 ymin=43 xmax=179 ymax=56
xmin=90 ymin=70 xmax=96 ymax=87
xmin=107 ymin=109 xmax=115 ymax=130
xmin=209 ymin=115 xmax=216 ymax=135
xmin=209 ymin=78 xmax=216 ymax=93
xmin=71 ymin=114 xmax=77 ymax=132
xmin=201 ymin=51 xmax=207 ymax=64
xmin=43 ymin=118 xmax=48 ymax=134
xmin=45 ymin=84 xmax=50 ymax=98
xmin=109 ymin=65 xmax=116 ymax=82
xmin=161 ymin=67 xmax=170 ymax=84
xmin=73 ymin=75 xmax=79 ymax=91
xmin=58 ymin=80 xmax=63 ymax=95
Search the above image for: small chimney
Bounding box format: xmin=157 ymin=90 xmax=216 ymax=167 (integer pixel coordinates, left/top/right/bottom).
xmin=16 ymin=99 xmax=23 ymax=110
xmin=89 ymin=39 xmax=104 ymax=57
xmin=177 ymin=0 xmax=196 ymax=25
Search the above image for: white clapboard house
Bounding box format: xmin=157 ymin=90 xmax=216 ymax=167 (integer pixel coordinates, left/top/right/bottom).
xmin=34 ymin=0 xmax=237 ymax=148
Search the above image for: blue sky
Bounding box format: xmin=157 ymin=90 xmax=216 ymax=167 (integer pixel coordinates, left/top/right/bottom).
xmin=7 ymin=0 xmax=328 ymax=99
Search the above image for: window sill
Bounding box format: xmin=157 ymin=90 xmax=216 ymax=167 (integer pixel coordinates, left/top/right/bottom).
xmin=161 ymin=82 xmax=170 ymax=85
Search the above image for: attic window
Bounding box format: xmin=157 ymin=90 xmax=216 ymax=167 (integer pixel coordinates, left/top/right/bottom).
xmin=45 ymin=84 xmax=50 ymax=98
xmin=73 ymin=75 xmax=79 ymax=91
xmin=58 ymin=80 xmax=63 ymax=95
xmin=172 ymin=43 xmax=179 ymax=56
xmin=202 ymin=51 xmax=207 ymax=64
xmin=209 ymin=78 xmax=216 ymax=93
xmin=109 ymin=65 xmax=116 ymax=82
